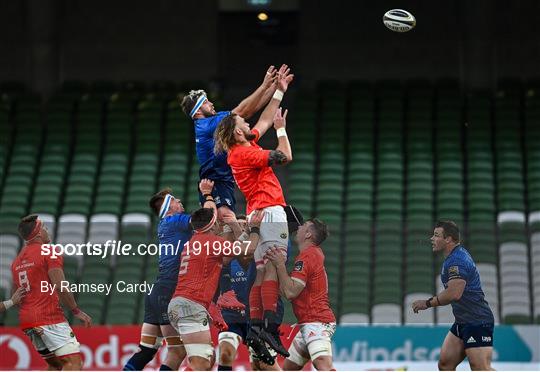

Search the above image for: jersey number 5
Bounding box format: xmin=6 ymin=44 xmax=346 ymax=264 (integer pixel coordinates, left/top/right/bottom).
xmin=179 ymin=254 xmax=190 ymax=275
xmin=19 ymin=270 xmax=30 ymax=291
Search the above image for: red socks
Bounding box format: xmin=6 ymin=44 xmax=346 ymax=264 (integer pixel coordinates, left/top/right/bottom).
xmin=261 ymin=280 xmax=279 ymax=313
xmin=249 ymin=285 xmax=263 ymax=320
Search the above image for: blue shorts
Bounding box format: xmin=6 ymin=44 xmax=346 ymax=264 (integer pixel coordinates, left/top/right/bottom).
xmin=450 ymin=323 xmax=494 ymax=349
xmin=143 ymin=280 xmax=176 ymax=325
xmin=199 ymin=180 xmax=236 ymax=211
xmin=224 ymin=321 xmax=250 ymax=341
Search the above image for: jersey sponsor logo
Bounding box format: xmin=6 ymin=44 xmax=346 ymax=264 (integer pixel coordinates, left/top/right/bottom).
xmin=467 ymin=336 xmax=476 ymax=343
xmin=0 ymin=335 xmax=31 ymax=369
xmin=482 ymin=336 xmax=492 ymax=342
xmin=235 ymin=271 xmax=245 ymax=277
xmin=448 ymin=266 xmax=460 ymax=277
xmin=294 ymin=261 xmax=304 ymax=272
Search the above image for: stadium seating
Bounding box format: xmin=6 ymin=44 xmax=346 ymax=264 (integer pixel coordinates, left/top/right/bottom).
xmin=1 ymin=79 xmax=538 ymax=326
xmin=465 ymin=92 xmax=500 ymax=323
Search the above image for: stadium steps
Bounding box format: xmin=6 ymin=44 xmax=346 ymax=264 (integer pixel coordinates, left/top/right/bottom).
xmin=313 ymin=81 xmax=347 ymax=318
xmin=525 ymin=90 xmax=540 ymax=323
xmin=371 ymin=80 xmax=404 ymax=324
xmin=494 ymin=88 xmax=532 ymax=324
xmin=465 ymin=92 xmax=500 ymax=323
xmin=404 ymin=80 xmax=435 ymax=325
xmin=340 ymin=82 xmax=374 ymax=324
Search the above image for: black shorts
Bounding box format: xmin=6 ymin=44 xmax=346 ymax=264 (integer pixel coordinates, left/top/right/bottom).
xmin=223 ymin=321 xmax=250 ymax=341
xmin=143 ymin=280 xmax=176 ymax=325
xmin=198 ymin=180 xmax=236 ymax=211
xmin=450 ymin=323 xmax=494 ymax=349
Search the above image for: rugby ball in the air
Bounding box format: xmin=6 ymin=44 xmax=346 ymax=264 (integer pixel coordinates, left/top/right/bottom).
xmin=383 ymin=9 xmax=416 ymax=32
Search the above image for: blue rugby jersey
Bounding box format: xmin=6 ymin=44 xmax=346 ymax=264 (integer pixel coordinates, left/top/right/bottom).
xmin=194 ymin=111 xmax=234 ymax=182
xmin=156 ymin=213 xmax=192 ymax=281
xmin=441 ymin=245 xmax=494 ymax=324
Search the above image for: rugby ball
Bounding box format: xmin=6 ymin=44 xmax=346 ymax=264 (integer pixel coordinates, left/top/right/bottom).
xmin=383 ymin=9 xmax=416 ymax=32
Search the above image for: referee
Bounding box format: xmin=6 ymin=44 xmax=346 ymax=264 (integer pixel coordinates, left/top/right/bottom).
xmin=412 ymin=220 xmax=495 ymax=371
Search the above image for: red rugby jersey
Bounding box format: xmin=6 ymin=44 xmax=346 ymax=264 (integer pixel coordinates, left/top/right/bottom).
xmin=290 ymin=245 xmax=336 ymax=324
xmin=11 ymin=242 xmax=66 ymax=329
xmin=173 ymin=232 xmax=229 ymax=309
xmin=227 ymin=129 xmax=286 ymax=215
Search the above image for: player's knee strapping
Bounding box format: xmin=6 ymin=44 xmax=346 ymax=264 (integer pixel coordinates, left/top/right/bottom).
xmin=164 ymin=336 xmax=182 ymax=348
xmin=287 ymin=341 xmax=309 ymax=367
xmin=307 ymin=339 xmax=333 ymax=359
xmin=218 ymin=331 xmax=241 ymax=350
xmin=140 ymin=334 xmax=164 ymax=349
xmin=184 ymin=343 xmax=215 ymax=360
xmin=55 ymin=341 xmax=81 ymax=358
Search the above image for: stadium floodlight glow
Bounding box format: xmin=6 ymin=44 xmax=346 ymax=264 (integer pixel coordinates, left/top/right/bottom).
xmin=257 ymin=12 xmax=269 ymax=21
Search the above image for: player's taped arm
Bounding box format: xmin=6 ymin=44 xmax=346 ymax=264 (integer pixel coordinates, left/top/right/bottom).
xmin=270 ymin=132 xmax=292 ymax=165
xmin=429 ymin=278 xmax=466 ymax=307
xmin=275 ymin=263 xmax=305 ymax=300
xmin=252 ymin=92 xmax=285 ymax=139
xmin=48 ymin=268 xmax=79 ymax=312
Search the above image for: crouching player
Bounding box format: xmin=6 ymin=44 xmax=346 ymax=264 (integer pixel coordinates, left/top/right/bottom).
xmin=266 ymin=219 xmax=337 ymax=371
xmin=167 ymin=186 xmax=265 ymax=370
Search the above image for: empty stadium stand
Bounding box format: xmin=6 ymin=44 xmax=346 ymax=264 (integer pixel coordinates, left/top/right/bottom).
xmin=1 ymin=79 xmax=538 ymax=326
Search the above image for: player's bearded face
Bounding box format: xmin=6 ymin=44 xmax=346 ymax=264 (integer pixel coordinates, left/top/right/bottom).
xmin=199 ymin=100 xmax=216 ymax=117
xmin=235 ymin=117 xmax=256 ymax=141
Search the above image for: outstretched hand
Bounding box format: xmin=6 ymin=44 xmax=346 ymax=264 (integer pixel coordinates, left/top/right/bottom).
xmin=276 ymin=64 xmax=294 ymax=92
xmin=199 ymin=179 xmax=215 ymax=195
xmin=273 ymin=107 xmax=288 ymax=130
xmin=262 ymin=65 xmax=277 ymax=88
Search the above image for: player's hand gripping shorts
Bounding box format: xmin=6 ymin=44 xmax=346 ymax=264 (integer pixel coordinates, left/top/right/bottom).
xmin=287 ymin=322 xmax=336 ymax=366
xmin=248 ymin=205 xmax=289 ymax=268
xmin=24 ymin=322 xmax=80 ymax=359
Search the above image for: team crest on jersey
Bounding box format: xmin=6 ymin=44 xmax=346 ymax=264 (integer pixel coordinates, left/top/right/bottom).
xmin=202 ymin=318 xmax=208 ymax=326
xmin=294 ymin=261 xmax=304 ymax=272
xmin=448 ymin=266 xmax=460 ymax=276
xmin=280 ymin=232 xmax=288 ymax=239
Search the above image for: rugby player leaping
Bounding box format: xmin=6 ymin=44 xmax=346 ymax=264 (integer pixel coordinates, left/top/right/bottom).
xmin=214 ymin=69 xmax=294 ymax=359
xmin=180 ymin=65 xmax=286 ymax=221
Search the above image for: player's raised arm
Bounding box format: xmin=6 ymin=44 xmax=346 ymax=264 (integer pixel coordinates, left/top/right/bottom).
xmin=48 ymin=268 xmax=92 ymax=327
xmin=232 ymin=65 xmax=277 ymax=119
xmin=268 ymin=107 xmax=292 ymax=165
xmin=253 ymin=65 xmax=294 ymax=139
xmin=199 ymin=178 xmax=216 ymax=212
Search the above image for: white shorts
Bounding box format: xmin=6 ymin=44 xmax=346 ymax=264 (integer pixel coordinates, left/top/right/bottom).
xmin=168 ymin=296 xmax=210 ymax=335
xmin=288 ymin=322 xmax=336 ymax=364
xmin=24 ymin=322 xmax=80 ymax=358
xmin=248 ymin=205 xmax=288 ymax=268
